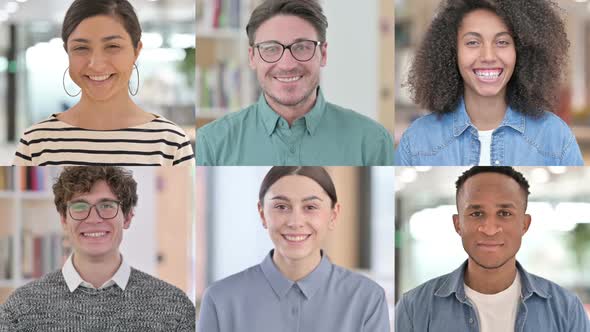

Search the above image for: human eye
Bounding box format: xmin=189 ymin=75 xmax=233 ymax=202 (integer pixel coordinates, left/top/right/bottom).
xmin=469 ymin=211 xmax=483 ymax=218
xmin=71 ymin=45 xmax=88 ymax=52
xmin=465 ymin=40 xmax=480 ymax=47
xmin=260 ymin=43 xmax=281 ymax=53
xmin=274 ymin=203 xmax=289 ymax=211
xmin=70 ymin=202 xmax=90 ymax=212
xmin=304 ymin=204 xmax=318 ymax=211
xmin=106 ymin=44 xmax=121 ymax=49
xmin=498 ymin=210 xmax=512 ymax=217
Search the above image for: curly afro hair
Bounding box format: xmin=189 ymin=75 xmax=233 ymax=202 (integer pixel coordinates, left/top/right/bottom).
xmin=406 ymin=0 xmax=569 ymax=117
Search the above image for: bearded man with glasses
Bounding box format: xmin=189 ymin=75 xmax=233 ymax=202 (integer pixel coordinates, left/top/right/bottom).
xmin=0 ymin=166 xmax=195 ymax=331
xmin=196 ymin=0 xmax=394 ymax=166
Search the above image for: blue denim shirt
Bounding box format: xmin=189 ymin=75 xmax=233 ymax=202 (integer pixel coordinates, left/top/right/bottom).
xmin=395 ymin=100 xmax=584 ymax=165
xmin=395 ymin=261 xmax=590 ymax=332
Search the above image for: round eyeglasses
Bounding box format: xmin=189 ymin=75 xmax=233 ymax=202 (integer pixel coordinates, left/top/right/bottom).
xmin=67 ymin=200 xmax=120 ymax=221
xmin=254 ymin=40 xmax=322 ymax=63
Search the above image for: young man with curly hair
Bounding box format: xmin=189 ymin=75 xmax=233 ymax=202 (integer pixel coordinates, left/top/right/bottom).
xmin=0 ymin=167 xmax=195 ymax=331
xmin=395 ymin=0 xmax=583 ymax=166
xmin=395 ymin=166 xmax=590 ymax=331
xmin=196 ymin=0 xmax=394 ymax=166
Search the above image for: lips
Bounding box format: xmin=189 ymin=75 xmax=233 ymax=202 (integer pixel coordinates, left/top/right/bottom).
xmin=275 ymin=76 xmax=302 ymax=83
xmin=282 ymin=234 xmax=311 ymax=243
xmin=86 ymin=74 xmax=114 ymax=82
xmin=477 ymin=241 xmax=504 ymax=251
xmin=80 ymin=231 xmax=110 ymax=239
xmin=473 ymin=68 xmax=503 ymax=82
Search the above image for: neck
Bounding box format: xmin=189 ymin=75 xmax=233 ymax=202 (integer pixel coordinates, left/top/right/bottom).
xmin=66 ymin=92 xmax=149 ymax=130
xmin=464 ymin=257 xmax=517 ymax=294
xmin=265 ymin=88 xmax=318 ymax=126
xmin=272 ymin=249 xmax=322 ymax=282
xmin=73 ymin=251 xmax=122 ymax=288
xmin=464 ymin=92 xmax=507 ymax=131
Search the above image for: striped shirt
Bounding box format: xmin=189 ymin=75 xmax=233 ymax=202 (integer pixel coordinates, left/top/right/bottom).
xmin=13 ymin=114 xmax=195 ymax=166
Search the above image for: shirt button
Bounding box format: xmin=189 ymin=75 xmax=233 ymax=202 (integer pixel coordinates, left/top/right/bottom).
xmin=494 ymin=160 xmax=500 ymax=165
xmin=290 ymin=147 xmax=295 ymax=153
xmin=469 ymin=318 xmax=474 ymax=324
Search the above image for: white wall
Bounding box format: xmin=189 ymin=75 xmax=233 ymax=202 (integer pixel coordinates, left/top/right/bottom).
xmin=322 ymin=0 xmax=379 ymax=120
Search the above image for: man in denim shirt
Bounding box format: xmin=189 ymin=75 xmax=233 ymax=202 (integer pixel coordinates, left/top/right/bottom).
xmin=395 ymin=167 xmax=590 ymax=332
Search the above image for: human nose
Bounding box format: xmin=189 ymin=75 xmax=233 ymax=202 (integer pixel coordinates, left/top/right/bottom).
xmin=88 ymin=50 xmax=107 ymax=69
xmin=286 ymin=208 xmax=305 ymax=228
xmin=477 ymin=217 xmax=502 ymax=236
xmin=84 ymin=206 xmax=105 ymax=223
xmin=480 ymin=43 xmax=497 ymax=63
xmin=276 ymin=46 xmax=299 ymax=68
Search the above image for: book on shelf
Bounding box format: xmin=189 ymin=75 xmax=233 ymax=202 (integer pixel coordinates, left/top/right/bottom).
xmin=19 ymin=167 xmax=61 ymax=192
xmin=0 ymin=168 xmax=15 ymax=191
xmin=197 ymin=0 xmax=241 ymax=30
xmin=0 ymin=236 xmax=12 ymax=279
xmin=22 ymin=232 xmax=66 ymax=279
xmin=197 ymin=61 xmax=242 ymax=111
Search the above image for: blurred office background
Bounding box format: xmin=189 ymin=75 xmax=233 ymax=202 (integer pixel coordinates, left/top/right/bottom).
xmin=395 ymin=0 xmax=590 ymax=163
xmin=195 ymin=166 xmax=395 ymax=328
xmin=195 ymin=0 xmax=394 ymax=136
xmin=0 ymin=166 xmax=196 ymax=305
xmin=0 ymin=0 xmax=196 ymax=164
xmin=395 ymin=167 xmax=590 ymax=318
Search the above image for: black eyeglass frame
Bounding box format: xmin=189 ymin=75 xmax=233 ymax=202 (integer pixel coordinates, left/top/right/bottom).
xmin=254 ymin=39 xmax=323 ymax=63
xmin=67 ymin=200 xmax=121 ymax=221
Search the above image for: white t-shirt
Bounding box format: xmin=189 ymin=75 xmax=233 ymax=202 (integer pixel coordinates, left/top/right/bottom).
xmin=464 ymin=272 xmax=521 ymax=332
xmin=478 ymin=130 xmax=494 ymax=166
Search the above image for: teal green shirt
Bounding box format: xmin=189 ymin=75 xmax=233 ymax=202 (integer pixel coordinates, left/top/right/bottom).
xmin=196 ymin=89 xmax=394 ymax=165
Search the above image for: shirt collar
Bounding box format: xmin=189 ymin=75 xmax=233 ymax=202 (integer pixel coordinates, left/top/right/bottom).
xmin=452 ymin=98 xmax=526 ymax=137
xmin=258 ymin=87 xmax=327 ymax=137
xmin=260 ymin=249 xmax=332 ymax=300
xmin=62 ymin=253 xmax=131 ymax=292
xmin=434 ymin=260 xmax=550 ymax=302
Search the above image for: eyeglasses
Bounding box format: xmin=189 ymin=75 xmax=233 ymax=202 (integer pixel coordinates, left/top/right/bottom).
xmin=67 ymin=200 xmax=120 ymax=221
xmin=254 ymin=40 xmax=322 ymax=63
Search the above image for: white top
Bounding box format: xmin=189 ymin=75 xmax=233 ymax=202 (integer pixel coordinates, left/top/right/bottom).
xmin=464 ymin=272 xmax=521 ymax=332
xmin=61 ymin=254 xmax=131 ymax=292
xmin=14 ymin=114 xmax=194 ymax=166
xmin=478 ymin=129 xmax=494 ymax=166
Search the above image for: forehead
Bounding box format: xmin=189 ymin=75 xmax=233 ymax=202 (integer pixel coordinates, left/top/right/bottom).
xmin=458 ymin=172 xmax=525 ymax=206
xmin=458 ymin=9 xmax=510 ymax=35
xmin=68 ymin=14 xmax=130 ymax=42
xmin=255 ymin=14 xmax=319 ymax=43
xmin=70 ymin=180 xmax=117 ymax=201
xmin=265 ymin=175 xmax=327 ymax=200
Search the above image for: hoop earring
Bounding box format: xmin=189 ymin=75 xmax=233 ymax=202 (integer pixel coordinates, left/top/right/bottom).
xmin=129 ymin=63 xmax=139 ymax=96
xmin=62 ymin=67 xmax=81 ymax=97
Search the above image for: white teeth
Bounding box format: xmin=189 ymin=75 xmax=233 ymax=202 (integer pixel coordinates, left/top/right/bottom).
xmin=276 ymin=76 xmax=302 ymax=83
xmin=474 ymin=70 xmax=501 ymax=79
xmin=88 ymin=74 xmax=111 ymax=81
xmin=83 ymin=232 xmax=107 ymax=238
xmin=284 ymin=235 xmax=309 ymax=242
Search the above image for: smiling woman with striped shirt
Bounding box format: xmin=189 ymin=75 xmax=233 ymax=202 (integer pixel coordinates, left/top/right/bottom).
xmin=13 ymin=0 xmax=194 ymax=166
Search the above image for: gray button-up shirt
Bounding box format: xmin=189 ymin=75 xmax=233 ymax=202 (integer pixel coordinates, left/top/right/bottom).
xmin=198 ymin=250 xmax=390 ymax=332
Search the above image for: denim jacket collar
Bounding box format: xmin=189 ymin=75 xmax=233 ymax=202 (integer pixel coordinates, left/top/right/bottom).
xmin=453 ymin=99 xmax=526 ymax=137
xmin=434 ymin=260 xmax=551 ymax=303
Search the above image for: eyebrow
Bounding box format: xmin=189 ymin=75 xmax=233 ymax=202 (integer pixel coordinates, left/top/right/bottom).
xmin=70 ymin=35 xmax=124 ymax=44
xmin=461 ymin=31 xmax=512 ymax=39
xmin=268 ymin=195 xmax=323 ymax=202
xmin=465 ymin=203 xmax=517 ymax=210
xmin=69 ymin=198 xmax=117 ymax=204
xmin=257 ymin=38 xmax=315 ymax=45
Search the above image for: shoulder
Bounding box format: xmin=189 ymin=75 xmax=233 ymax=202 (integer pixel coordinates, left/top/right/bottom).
xmin=198 ymin=105 xmax=257 ymax=136
xmin=2 ymin=271 xmax=65 ymax=311
xmin=203 ymin=264 xmax=262 ymax=302
xmin=397 ymin=272 xmax=453 ymax=309
xmin=524 ymin=111 xmax=573 ymax=134
xmin=325 ymin=102 xmax=390 ymax=137
xmin=524 ymin=271 xmax=582 ymax=305
xmin=19 ymin=116 xmax=65 ymax=139
xmin=127 ymin=268 xmax=193 ymax=307
xmin=401 ymin=112 xmax=452 ymax=140
xmin=145 ymin=116 xmax=190 ymax=140
xmin=329 ymin=264 xmax=385 ymax=296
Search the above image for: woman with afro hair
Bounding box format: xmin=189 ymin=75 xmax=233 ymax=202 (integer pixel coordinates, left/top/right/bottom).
xmin=395 ymin=0 xmax=584 ymax=166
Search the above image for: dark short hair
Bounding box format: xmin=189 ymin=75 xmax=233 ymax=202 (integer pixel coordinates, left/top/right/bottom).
xmin=455 ymin=166 xmax=530 ymax=206
xmin=53 ymin=166 xmax=138 ymax=217
xmin=259 ymin=167 xmax=337 ymax=207
xmin=246 ymin=0 xmax=328 ymax=46
xmin=62 ymin=0 xmax=142 ymax=50
xmin=407 ymin=0 xmax=568 ymax=117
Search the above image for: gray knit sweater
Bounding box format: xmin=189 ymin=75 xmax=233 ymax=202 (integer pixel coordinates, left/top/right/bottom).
xmin=0 ymin=268 xmax=195 ymax=331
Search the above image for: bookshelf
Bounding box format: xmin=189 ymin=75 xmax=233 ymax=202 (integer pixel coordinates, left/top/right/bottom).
xmin=195 ymin=0 xmax=262 ymax=124
xmin=0 ymin=167 xmax=66 ymax=304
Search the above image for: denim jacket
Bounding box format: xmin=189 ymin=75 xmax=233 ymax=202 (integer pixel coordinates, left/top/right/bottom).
xmin=395 ymin=100 xmax=584 ymax=166
xmin=395 ymin=261 xmax=590 ymax=332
